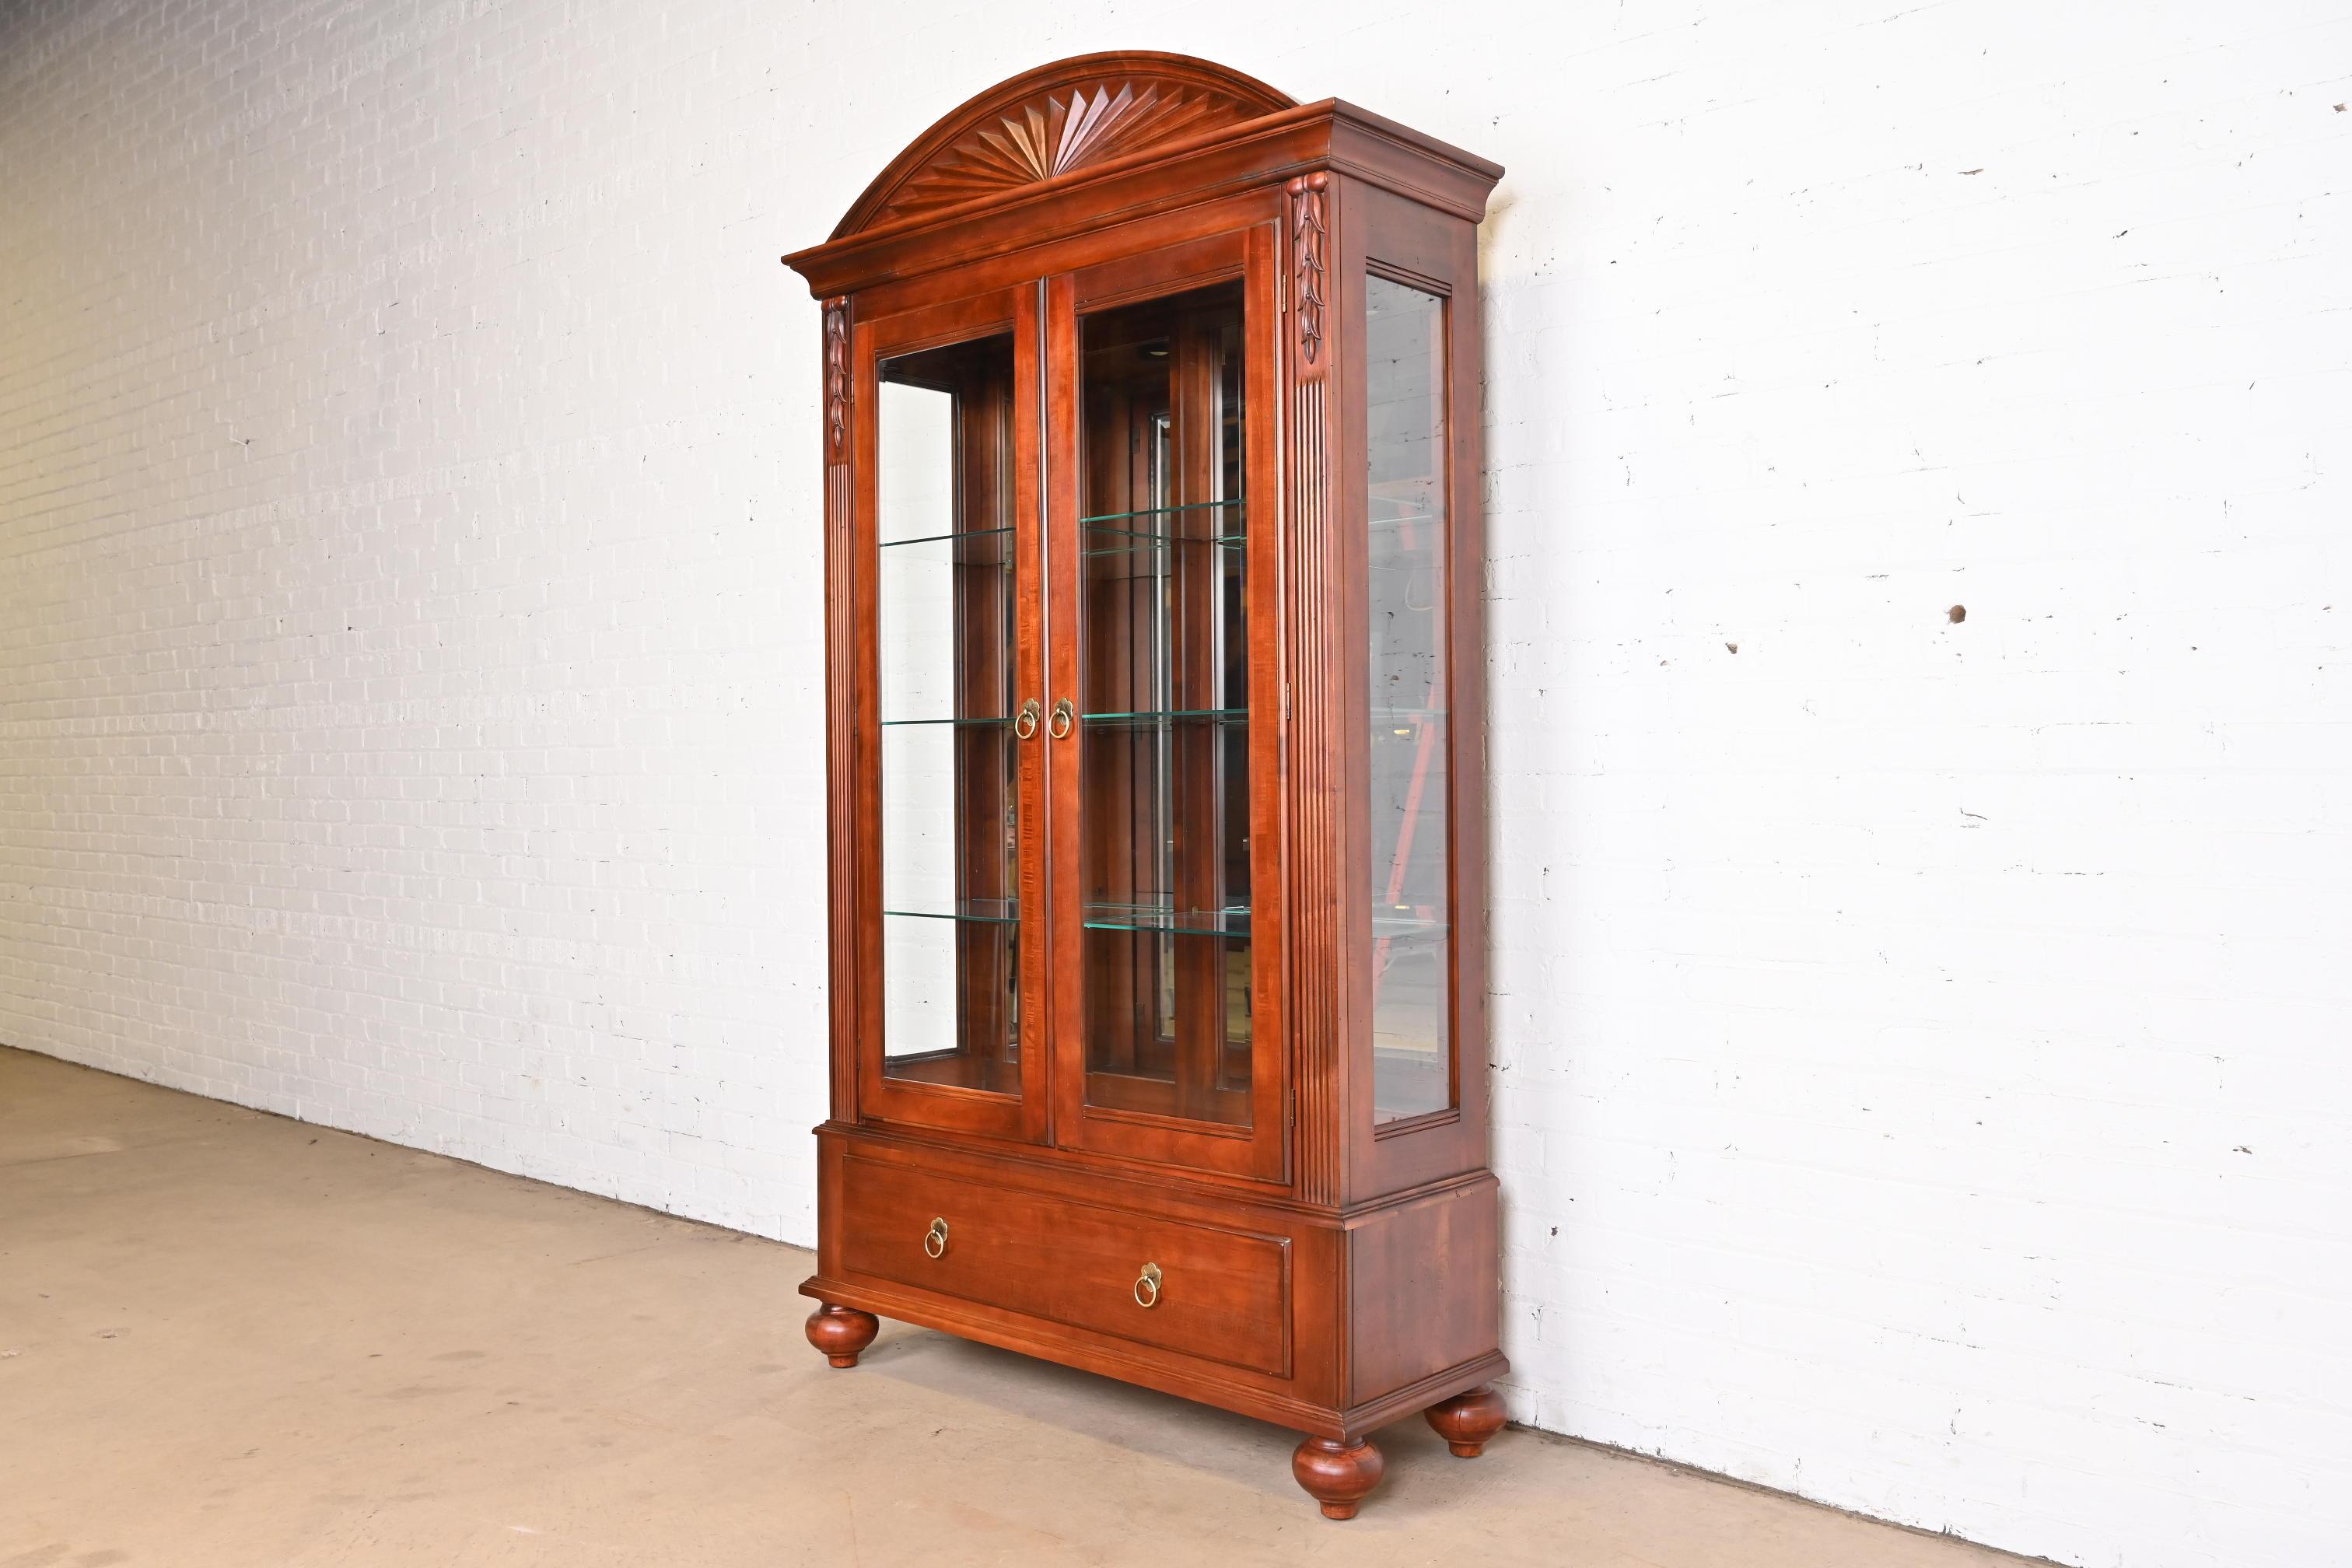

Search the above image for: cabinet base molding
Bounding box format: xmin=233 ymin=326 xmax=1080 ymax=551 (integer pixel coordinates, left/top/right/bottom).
xmin=798 ymin=1270 xmax=1507 ymax=1439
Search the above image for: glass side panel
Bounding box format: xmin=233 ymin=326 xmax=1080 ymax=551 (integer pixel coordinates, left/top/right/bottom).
xmin=1366 ymin=275 xmax=1452 ymax=1125
xmin=1077 ymin=278 xmax=1251 ymax=1127
xmin=876 ymin=331 xmax=1020 ymax=1094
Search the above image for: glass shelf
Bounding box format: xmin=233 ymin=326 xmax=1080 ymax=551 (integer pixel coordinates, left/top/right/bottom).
xmin=880 ymin=524 xmax=1013 ymax=549
xmin=1082 ymin=707 xmax=1247 ymax=728
xmin=883 ymin=899 xmax=1020 ymax=926
xmin=1082 ymin=525 xmax=1244 ymax=562
xmin=1080 ymin=499 xmax=1243 ymax=526
xmin=1083 ymin=901 xmax=1252 ymax=937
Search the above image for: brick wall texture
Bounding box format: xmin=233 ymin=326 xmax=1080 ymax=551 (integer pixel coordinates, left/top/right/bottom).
xmin=2 ymin=4 xmax=2347 ymax=1565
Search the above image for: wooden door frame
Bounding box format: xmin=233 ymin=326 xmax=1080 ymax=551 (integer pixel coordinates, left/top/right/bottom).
xmin=849 ymin=281 xmax=1052 ymax=1145
xmin=1045 ymin=212 xmax=1292 ymax=1184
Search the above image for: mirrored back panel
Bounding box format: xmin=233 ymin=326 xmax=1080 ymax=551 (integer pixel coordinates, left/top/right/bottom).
xmin=1076 ymin=279 xmax=1252 ymax=1128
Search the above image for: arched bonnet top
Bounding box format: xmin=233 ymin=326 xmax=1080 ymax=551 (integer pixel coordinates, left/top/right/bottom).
xmin=829 ymin=52 xmax=1297 ymax=240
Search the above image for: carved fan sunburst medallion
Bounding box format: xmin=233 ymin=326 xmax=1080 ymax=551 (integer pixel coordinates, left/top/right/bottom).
xmin=872 ymin=79 xmax=1269 ymax=227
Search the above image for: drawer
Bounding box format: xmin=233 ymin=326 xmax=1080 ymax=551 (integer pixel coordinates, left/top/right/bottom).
xmin=839 ymin=1154 xmax=1290 ymax=1377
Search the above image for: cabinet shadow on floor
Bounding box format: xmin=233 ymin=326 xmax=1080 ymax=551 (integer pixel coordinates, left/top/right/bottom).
xmin=847 ymin=1319 xmax=1474 ymax=1508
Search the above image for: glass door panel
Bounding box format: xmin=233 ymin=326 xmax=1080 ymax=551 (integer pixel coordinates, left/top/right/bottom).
xmin=874 ymin=327 xmax=1024 ymax=1097
xmin=1364 ymin=275 xmax=1454 ymax=1125
xmin=1075 ymin=278 xmax=1252 ymax=1127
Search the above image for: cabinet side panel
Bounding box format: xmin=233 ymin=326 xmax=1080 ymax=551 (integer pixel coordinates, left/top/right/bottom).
xmin=823 ymin=296 xmax=860 ymax=1122
xmin=1284 ymin=171 xmax=1350 ymax=1209
xmin=1444 ymin=192 xmax=1489 ymax=1205
xmin=814 ymin=1123 xmax=848 ymax=1280
xmin=1345 ymin=1177 xmax=1500 ymax=1406
xmin=1341 ymin=178 xmax=1492 ymax=1200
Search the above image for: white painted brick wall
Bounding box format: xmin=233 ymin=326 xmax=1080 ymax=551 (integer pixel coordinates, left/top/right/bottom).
xmin=2 ymin=3 xmax=2346 ymax=1566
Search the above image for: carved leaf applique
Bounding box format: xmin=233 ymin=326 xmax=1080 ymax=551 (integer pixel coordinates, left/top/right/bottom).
xmin=824 ymin=303 xmax=849 ymax=453
xmin=1290 ymin=173 xmax=1328 ymax=366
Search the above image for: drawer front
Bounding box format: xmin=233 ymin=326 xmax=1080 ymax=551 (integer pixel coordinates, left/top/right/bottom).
xmin=839 ymin=1155 xmax=1290 ymax=1377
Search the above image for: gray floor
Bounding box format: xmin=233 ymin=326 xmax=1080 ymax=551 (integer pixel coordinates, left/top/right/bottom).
xmin=0 ymin=1046 xmax=2033 ymax=1566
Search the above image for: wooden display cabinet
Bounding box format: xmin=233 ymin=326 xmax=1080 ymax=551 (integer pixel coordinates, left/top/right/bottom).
xmin=783 ymin=52 xmax=1505 ymax=1518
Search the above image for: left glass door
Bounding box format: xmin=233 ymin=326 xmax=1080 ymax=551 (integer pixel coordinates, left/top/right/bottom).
xmin=856 ymin=285 xmax=1047 ymax=1141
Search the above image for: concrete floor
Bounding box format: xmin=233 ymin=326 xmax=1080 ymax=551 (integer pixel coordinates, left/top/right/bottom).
xmin=0 ymin=1047 xmax=2033 ymax=1568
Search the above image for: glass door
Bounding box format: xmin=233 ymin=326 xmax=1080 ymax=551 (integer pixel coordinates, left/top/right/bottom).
xmin=857 ymin=285 xmax=1048 ymax=1142
xmin=1045 ymin=223 xmax=1287 ymax=1181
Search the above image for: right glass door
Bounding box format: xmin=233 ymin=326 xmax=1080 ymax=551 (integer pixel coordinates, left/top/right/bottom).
xmin=1047 ymin=222 xmax=1286 ymax=1181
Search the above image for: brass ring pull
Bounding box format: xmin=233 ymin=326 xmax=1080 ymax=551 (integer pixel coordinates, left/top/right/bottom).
xmin=1048 ymin=698 xmax=1075 ymax=740
xmin=1133 ymin=1262 xmax=1162 ymax=1309
xmin=1013 ymin=699 xmax=1041 ymax=740
xmin=923 ymin=1217 xmax=948 ymax=1259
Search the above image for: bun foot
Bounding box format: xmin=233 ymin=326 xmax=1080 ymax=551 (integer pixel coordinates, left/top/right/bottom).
xmin=1292 ymin=1434 xmax=1384 ymax=1520
xmin=803 ymin=1303 xmax=878 ymax=1368
xmin=1425 ymin=1384 xmax=1508 ymax=1457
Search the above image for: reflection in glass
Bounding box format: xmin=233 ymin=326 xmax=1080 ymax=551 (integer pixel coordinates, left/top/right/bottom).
xmin=1366 ymin=276 xmax=1451 ymax=1123
xmin=1077 ymin=279 xmax=1251 ymax=1126
xmin=877 ymin=332 xmax=1020 ymax=1093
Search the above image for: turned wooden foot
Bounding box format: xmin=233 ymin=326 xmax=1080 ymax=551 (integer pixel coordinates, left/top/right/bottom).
xmin=1292 ymin=1434 xmax=1384 ymax=1520
xmin=803 ymin=1303 xmax=878 ymax=1368
xmin=1425 ymin=1384 xmax=1508 ymax=1457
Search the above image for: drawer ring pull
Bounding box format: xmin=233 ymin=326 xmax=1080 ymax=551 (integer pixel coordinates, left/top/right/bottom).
xmin=923 ymin=1217 xmax=948 ymax=1259
xmin=1133 ymin=1262 xmax=1163 ymax=1309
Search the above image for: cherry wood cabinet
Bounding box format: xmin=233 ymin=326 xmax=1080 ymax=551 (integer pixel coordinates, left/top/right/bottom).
xmin=784 ymin=52 xmax=1505 ymax=1519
